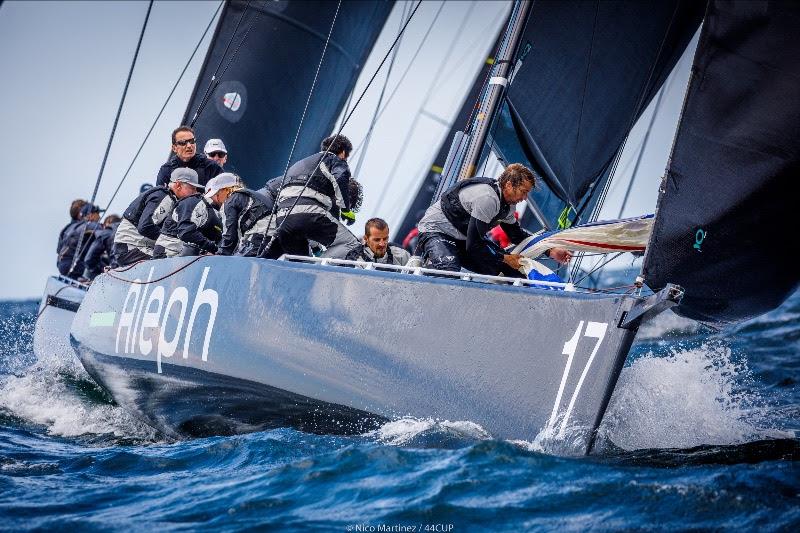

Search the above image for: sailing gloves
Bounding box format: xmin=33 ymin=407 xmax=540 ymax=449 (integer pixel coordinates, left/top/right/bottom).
xmin=340 ymin=209 xmax=356 ymax=226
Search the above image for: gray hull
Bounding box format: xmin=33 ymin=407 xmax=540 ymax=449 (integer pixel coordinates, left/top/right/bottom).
xmin=34 ymin=276 xmax=86 ymax=360
xmin=69 ymin=256 xmax=640 ymax=453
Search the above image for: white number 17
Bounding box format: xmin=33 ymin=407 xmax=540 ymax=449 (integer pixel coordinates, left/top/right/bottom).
xmin=547 ymin=320 xmax=608 ymax=436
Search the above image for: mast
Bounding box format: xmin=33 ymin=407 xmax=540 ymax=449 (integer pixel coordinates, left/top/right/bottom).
xmin=456 ymin=0 xmax=531 ymax=180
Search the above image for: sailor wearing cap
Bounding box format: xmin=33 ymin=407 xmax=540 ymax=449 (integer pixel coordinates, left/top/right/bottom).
xmin=205 ymin=173 xmax=275 ymax=256
xmin=155 ymin=125 xmax=223 ymax=187
xmin=57 ymin=203 xmax=104 ymax=278
xmin=153 ymin=169 xmax=222 ymax=258
xmin=113 ymin=168 xmax=202 ymax=266
xmin=204 ymin=138 xmax=228 ymax=169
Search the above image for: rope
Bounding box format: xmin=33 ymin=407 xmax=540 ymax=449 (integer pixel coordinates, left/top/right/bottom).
xmin=104 ymin=0 xmax=224 ymax=213
xmin=70 ymin=1 xmax=153 ymax=277
xmin=259 ymin=0 xmax=424 ymax=258
xmin=105 ymin=256 xmax=205 ymax=285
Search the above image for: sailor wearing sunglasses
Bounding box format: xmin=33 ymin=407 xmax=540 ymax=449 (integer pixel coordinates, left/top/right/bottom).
xmin=155 ymin=125 xmax=223 ymax=187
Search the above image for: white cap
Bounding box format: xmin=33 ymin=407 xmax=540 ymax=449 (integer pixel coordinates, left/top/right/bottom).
xmin=204 ymin=173 xmax=239 ymax=198
xmin=204 ymin=138 xmax=227 ymax=154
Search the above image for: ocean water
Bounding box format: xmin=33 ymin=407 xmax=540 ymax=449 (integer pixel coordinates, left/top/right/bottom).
xmin=1 ymin=291 xmax=798 ymax=531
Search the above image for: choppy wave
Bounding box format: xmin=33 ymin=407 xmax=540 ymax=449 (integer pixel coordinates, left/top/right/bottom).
xmin=2 ymin=292 xmax=799 ymax=529
xmin=597 ymin=342 xmax=793 ymax=451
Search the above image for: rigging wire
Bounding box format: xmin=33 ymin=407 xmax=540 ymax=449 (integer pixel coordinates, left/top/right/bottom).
xmin=349 ymin=0 xmax=445 ymax=160
xmin=104 ymin=0 xmax=224 ymax=213
xmin=190 ymin=2 xmax=250 ymax=127
xmin=70 ymin=0 xmax=153 ymax=276
xmin=371 ymin=1 xmax=474 ymax=216
xmin=253 ymin=0 xmax=343 ymax=257
xmin=259 ymin=0 xmax=424 ymax=258
xmin=569 ymin=1 xmax=681 ymax=284
xmin=351 ymin=1 xmax=412 ymax=177
xmin=190 ymin=4 xmax=260 ymax=128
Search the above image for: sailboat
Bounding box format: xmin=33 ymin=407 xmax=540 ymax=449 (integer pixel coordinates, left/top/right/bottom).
xmin=36 ymin=0 xmax=799 ymax=454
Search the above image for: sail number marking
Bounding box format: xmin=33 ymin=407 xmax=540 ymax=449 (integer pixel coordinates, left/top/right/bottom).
xmin=547 ymin=321 xmax=608 ymax=435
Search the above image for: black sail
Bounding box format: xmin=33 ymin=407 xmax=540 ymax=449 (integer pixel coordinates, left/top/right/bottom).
xmin=491 ymin=0 xmax=703 ymax=208
xmin=183 ymin=0 xmax=392 ymax=185
xmin=643 ymin=0 xmax=800 ymax=324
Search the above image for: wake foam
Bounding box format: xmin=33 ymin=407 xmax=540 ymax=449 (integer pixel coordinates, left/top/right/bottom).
xmin=365 ymin=417 xmax=491 ymax=447
xmin=0 ymin=313 xmax=156 ymax=442
xmin=596 ymin=342 xmax=792 ymax=451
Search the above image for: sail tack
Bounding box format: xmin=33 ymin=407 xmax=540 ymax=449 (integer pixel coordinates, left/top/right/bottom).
xmin=183 ymin=0 xmax=392 ymax=186
xmin=644 ymin=0 xmax=800 ymax=324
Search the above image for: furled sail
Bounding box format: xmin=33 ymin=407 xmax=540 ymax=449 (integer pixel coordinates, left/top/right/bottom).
xmin=490 ymin=0 xmax=704 ymax=215
xmin=643 ymin=0 xmax=800 ymax=324
xmin=183 ymin=0 xmax=392 ymax=185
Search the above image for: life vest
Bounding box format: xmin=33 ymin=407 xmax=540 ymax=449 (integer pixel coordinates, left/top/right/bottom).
xmin=278 ymin=152 xmax=347 ymax=213
xmin=122 ymin=186 xmax=172 ymax=225
xmin=440 ymin=177 xmax=513 ymax=235
xmin=234 ymin=189 xmax=273 ymax=233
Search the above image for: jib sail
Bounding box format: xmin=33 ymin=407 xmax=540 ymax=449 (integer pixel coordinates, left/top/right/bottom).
xmin=643 ymin=0 xmax=800 ymax=324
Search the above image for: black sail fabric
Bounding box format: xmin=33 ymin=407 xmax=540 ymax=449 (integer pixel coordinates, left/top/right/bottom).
xmin=643 ymin=0 xmax=800 ymax=325
xmin=183 ymin=0 xmax=392 ymax=186
xmin=496 ymin=0 xmax=703 ymax=206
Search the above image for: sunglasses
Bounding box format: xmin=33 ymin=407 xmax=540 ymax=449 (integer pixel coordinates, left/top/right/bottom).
xmin=208 ymin=151 xmax=226 ymax=158
xmin=174 ymin=138 xmax=196 ymax=146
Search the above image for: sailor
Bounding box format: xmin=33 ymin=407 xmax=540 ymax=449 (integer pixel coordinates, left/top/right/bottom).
xmin=204 ymin=173 xmax=274 ymax=256
xmin=113 ymin=168 xmax=202 ymax=266
xmin=57 ymin=199 xmax=86 ymax=261
xmin=154 ymin=126 xmax=223 ymax=187
xmin=153 ymin=173 xmax=222 ymax=258
xmin=318 ymin=177 xmax=364 ymax=259
xmin=344 ymin=218 xmax=411 ymax=266
xmin=57 ymin=203 xmax=103 ymax=279
xmin=203 ymin=138 xmax=228 ymax=169
xmin=416 ymin=163 xmax=571 ymax=276
xmin=261 ymin=134 xmax=356 ymax=258
xmin=81 ymin=214 xmax=121 ymax=281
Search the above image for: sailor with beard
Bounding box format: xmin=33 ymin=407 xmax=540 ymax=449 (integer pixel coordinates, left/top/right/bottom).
xmin=345 ymin=218 xmax=410 ymax=266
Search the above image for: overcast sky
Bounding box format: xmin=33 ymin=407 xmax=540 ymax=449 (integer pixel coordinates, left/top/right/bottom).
xmin=0 ymin=0 xmax=692 ymax=300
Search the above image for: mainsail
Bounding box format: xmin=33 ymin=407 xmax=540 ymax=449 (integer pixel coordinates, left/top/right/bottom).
xmin=643 ymin=0 xmax=800 ymax=324
xmin=183 ymin=0 xmax=392 ymax=185
xmin=490 ymin=0 xmax=704 ymax=223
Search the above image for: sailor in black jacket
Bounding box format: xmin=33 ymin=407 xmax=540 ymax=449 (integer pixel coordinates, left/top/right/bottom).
xmin=57 ymin=203 xmax=103 ymax=279
xmin=203 ymin=173 xmax=274 ymax=256
xmin=263 ymin=135 xmax=356 ymax=258
xmin=153 ymin=183 xmax=222 ymax=258
xmin=113 ymin=168 xmax=203 ymax=266
xmin=154 ymin=126 xmax=223 ymax=187
xmin=82 ymin=215 xmax=121 ymax=281
xmin=416 ymin=163 xmax=571 ymax=276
